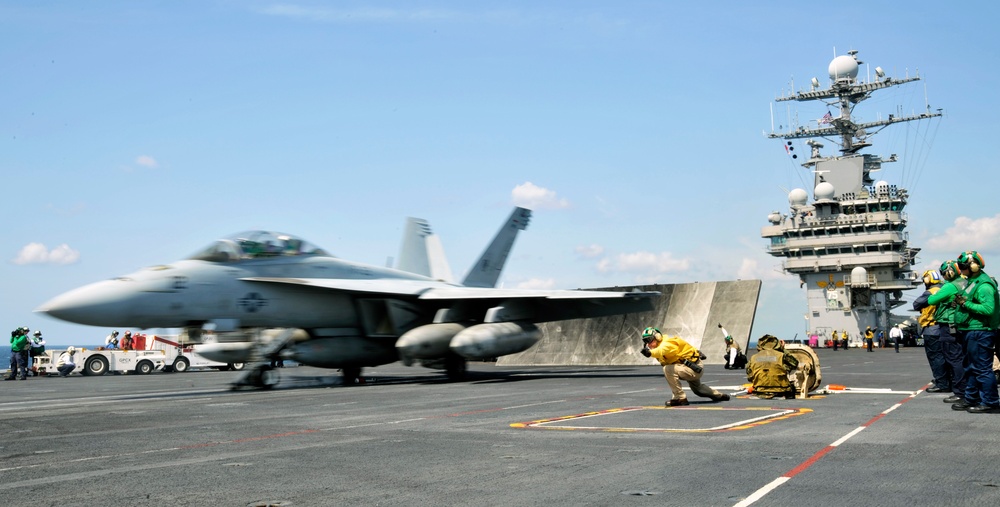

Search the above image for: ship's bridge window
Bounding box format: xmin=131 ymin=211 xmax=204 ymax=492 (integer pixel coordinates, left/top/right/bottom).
xmin=187 ymin=231 xmax=332 ymax=263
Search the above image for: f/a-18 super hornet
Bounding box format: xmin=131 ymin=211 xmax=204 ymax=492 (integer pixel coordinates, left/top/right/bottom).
xmin=38 ymin=208 xmax=657 ymax=388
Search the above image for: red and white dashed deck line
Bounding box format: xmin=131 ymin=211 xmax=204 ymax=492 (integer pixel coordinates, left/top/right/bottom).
xmin=732 ymin=385 xmax=926 ymax=507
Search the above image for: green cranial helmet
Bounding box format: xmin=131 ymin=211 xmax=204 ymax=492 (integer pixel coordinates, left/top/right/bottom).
xmin=940 ymin=260 xmax=961 ymax=280
xmin=641 ymin=327 xmax=660 ymax=344
xmin=957 ymin=251 xmax=985 ymax=273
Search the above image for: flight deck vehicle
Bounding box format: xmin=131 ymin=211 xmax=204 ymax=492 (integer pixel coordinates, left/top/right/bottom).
xmin=32 ymin=348 xmax=167 ymax=376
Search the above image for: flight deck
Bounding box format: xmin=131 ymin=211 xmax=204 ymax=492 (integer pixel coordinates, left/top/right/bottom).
xmin=1 ymin=347 xmax=998 ymax=507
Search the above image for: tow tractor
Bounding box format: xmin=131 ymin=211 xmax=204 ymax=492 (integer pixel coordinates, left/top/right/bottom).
xmin=32 ymin=348 xmax=167 ymax=376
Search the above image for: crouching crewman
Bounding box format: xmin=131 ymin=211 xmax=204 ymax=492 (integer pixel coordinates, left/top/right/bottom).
xmin=56 ymin=347 xmax=78 ymax=377
xmin=747 ymin=335 xmax=799 ymax=399
xmin=640 ymin=327 xmax=730 ymax=407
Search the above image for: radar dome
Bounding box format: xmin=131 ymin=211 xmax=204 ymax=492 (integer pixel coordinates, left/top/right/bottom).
xmin=789 ymin=188 xmax=808 ymax=207
xmin=815 ymin=182 xmax=836 ymax=201
xmin=829 ymin=55 xmax=859 ymax=81
xmin=875 ymin=180 xmax=890 ymax=196
xmin=851 ymin=266 xmax=869 ymax=286
xmin=767 ymin=211 xmax=782 ymax=224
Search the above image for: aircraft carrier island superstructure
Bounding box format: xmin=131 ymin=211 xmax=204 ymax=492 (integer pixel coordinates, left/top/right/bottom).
xmin=761 ymin=50 xmax=941 ymax=342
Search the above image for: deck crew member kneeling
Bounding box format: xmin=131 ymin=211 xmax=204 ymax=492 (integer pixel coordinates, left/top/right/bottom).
xmin=747 ymin=335 xmax=799 ymax=399
xmin=641 ymin=327 xmax=730 ymax=407
xmin=57 ymin=347 xmax=78 ymax=377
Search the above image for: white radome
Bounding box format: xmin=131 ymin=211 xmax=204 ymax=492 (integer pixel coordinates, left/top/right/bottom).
xmin=829 ymin=55 xmax=859 ymax=81
xmin=851 ymin=266 xmax=869 ymax=286
xmin=789 ymin=188 xmax=809 ymax=207
xmin=815 ymin=182 xmax=836 ymax=200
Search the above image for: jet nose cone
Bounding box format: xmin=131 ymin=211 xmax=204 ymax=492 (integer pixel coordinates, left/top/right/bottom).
xmin=37 ymin=280 xmax=135 ymax=326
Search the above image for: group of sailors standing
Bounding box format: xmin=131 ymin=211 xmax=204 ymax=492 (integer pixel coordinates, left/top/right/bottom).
xmin=913 ymin=251 xmax=1000 ymax=414
xmin=6 ymin=327 xmax=46 ymax=380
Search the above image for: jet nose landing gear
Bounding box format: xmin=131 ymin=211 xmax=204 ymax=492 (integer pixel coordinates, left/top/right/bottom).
xmin=232 ymin=364 xmax=280 ymax=390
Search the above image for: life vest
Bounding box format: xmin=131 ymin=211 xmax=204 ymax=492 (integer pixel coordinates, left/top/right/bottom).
xmin=918 ymin=286 xmax=940 ymax=329
xmin=961 ymin=274 xmax=1000 ymax=330
xmin=747 ymin=348 xmax=790 ymax=395
xmin=934 ymin=278 xmax=969 ymax=325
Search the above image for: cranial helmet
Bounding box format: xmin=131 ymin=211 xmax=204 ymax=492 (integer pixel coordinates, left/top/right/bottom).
xmin=922 ymin=270 xmax=942 ymax=286
xmin=33 ymin=330 xmax=41 ymax=337
xmin=124 ymin=330 xmax=132 ymax=336
xmin=641 ymin=327 xmax=660 ymax=344
xmin=941 ymin=260 xmax=961 ymax=280
xmin=758 ymin=334 xmax=780 ymax=349
xmin=957 ymin=251 xmax=985 ymax=273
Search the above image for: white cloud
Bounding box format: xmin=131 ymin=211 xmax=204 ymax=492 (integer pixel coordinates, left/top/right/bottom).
xmin=926 ymin=214 xmax=1000 ymax=252
xmin=12 ymin=243 xmax=80 ymax=265
xmin=516 ymin=278 xmax=557 ymax=290
xmin=736 ymin=257 xmax=790 ymax=281
xmin=136 ymin=155 xmax=159 ymax=168
xmin=596 ymin=250 xmax=689 ymax=274
xmin=511 ymin=182 xmax=570 ymax=210
xmin=575 ymin=244 xmax=604 ymax=259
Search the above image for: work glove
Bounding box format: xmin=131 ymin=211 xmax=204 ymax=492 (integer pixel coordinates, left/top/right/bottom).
xmin=640 ymin=348 xmax=651 ymax=358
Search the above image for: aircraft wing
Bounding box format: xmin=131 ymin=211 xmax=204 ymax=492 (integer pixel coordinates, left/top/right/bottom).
xmin=243 ymin=276 xmax=652 ymax=299
xmin=241 ymin=277 xmax=454 ymax=296
xmin=418 ymin=287 xmax=648 ymax=300
xmin=243 ymin=276 xmax=658 ymax=322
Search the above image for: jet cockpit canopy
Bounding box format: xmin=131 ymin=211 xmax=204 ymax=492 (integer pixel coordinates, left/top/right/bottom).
xmin=187 ymin=231 xmax=332 ymax=263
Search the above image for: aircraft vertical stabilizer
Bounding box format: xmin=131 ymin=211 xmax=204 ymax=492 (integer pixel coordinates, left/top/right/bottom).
xmin=462 ymin=207 xmax=531 ymax=288
xmin=397 ymin=218 xmax=455 ymax=282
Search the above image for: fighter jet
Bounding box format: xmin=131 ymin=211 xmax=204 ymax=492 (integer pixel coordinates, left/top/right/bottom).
xmin=38 ymin=208 xmax=657 ymax=388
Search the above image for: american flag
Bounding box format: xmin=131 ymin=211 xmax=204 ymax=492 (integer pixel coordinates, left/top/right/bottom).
xmin=819 ymin=111 xmax=833 ymax=124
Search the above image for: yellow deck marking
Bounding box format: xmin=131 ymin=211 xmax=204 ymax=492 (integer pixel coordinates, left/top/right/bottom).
xmin=511 ymin=406 xmax=812 ymax=432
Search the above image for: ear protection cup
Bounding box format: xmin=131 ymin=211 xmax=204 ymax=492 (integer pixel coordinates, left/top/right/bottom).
xmin=958 ymin=251 xmax=985 ymax=273
xmin=940 ymin=261 xmax=960 ymax=280
xmin=970 ymin=251 xmax=983 ymax=273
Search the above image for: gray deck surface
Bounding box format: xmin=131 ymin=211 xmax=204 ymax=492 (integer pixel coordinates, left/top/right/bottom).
xmin=1 ymin=347 xmax=999 ymax=507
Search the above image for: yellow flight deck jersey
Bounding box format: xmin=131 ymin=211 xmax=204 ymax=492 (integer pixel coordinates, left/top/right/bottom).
xmin=648 ymin=336 xmax=700 ymax=366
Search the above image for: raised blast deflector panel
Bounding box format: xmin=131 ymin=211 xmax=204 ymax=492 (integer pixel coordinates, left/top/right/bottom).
xmin=496 ymin=280 xmax=761 ymax=366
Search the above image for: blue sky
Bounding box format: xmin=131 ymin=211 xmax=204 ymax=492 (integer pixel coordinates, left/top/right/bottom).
xmin=4 ymin=1 xmax=998 ymax=346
